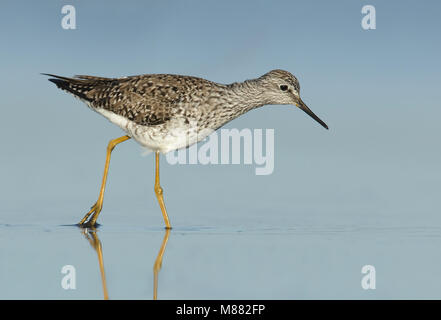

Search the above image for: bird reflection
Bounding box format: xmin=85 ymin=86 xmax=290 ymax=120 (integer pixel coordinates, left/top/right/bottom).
xmin=80 ymin=227 xmax=171 ymax=300
xmin=154 ymin=228 xmax=170 ymax=300
xmin=81 ymin=227 xmax=109 ymax=299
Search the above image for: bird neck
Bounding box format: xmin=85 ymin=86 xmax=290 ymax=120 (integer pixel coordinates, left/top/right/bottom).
xmin=226 ymin=77 xmax=269 ymax=112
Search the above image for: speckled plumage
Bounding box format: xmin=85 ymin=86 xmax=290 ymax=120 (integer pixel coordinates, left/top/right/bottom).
xmin=45 ymin=69 xmax=327 ymax=153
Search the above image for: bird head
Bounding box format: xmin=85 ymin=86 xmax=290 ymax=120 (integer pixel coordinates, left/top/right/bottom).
xmin=259 ymin=69 xmax=328 ymax=130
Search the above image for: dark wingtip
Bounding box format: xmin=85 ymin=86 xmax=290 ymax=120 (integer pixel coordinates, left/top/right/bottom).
xmin=41 ymin=73 xmax=62 ymax=79
xmin=44 ymin=75 xmax=67 ymax=89
xmin=43 ymin=73 xmax=92 ymax=101
xmin=42 ymin=73 xmax=71 ymax=89
xmin=47 ymin=78 xmax=65 ymax=88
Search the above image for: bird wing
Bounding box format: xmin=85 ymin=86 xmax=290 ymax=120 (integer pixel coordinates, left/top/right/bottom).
xmin=45 ymin=74 xmax=203 ymax=126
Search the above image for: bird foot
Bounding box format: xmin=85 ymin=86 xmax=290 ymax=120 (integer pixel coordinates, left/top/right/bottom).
xmin=77 ymin=202 xmax=102 ymax=228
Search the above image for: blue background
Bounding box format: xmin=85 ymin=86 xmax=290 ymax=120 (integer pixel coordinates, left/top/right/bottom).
xmin=0 ymin=0 xmax=440 ymax=299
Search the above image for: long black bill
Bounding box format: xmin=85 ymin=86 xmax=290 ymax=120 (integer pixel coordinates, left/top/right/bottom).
xmin=297 ymin=98 xmax=329 ymax=130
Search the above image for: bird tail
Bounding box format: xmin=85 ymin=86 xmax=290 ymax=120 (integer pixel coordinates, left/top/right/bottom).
xmin=43 ymin=73 xmax=111 ymax=102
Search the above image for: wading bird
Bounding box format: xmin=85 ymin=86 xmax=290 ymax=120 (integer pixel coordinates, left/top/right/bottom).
xmin=45 ymin=70 xmax=328 ymax=228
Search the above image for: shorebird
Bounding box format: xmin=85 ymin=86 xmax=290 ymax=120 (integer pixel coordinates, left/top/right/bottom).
xmin=45 ymin=69 xmax=328 ymax=228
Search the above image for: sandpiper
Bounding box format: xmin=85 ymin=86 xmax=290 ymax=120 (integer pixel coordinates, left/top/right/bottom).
xmin=45 ymin=69 xmax=328 ymax=228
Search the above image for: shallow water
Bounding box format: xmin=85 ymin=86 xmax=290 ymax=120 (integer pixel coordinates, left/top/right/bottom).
xmin=2 ymin=215 xmax=441 ymax=299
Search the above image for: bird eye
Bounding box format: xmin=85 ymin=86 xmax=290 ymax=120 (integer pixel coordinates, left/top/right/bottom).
xmin=280 ymin=85 xmax=288 ymax=91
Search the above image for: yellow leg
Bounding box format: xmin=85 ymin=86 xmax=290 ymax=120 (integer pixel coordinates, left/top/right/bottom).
xmin=153 ymin=228 xmax=170 ymax=300
xmin=78 ymin=135 xmax=131 ymax=226
xmin=82 ymin=228 xmax=109 ymax=300
xmin=154 ymin=151 xmax=172 ymax=229
xmin=95 ymin=235 xmax=109 ymax=300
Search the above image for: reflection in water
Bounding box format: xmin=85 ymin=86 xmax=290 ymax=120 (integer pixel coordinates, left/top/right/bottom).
xmin=81 ymin=227 xmax=109 ymax=299
xmin=80 ymin=227 xmax=171 ymax=300
xmin=153 ymin=228 xmax=170 ymax=300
